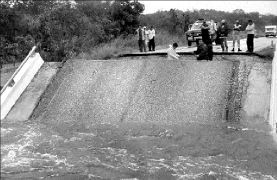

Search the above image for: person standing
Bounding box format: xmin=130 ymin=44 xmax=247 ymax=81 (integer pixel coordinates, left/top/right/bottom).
xmin=149 ymin=26 xmax=155 ymax=51
xmin=218 ymin=19 xmax=229 ymax=52
xmin=200 ymin=21 xmax=213 ymax=60
xmin=142 ymin=26 xmax=147 ymax=52
xmin=200 ymin=21 xmax=211 ymax=44
xmin=136 ymin=25 xmax=145 ymax=52
xmin=245 ymin=19 xmax=255 ymax=53
xmin=209 ymin=19 xmax=217 ymax=43
xmin=144 ymin=26 xmax=149 ymax=52
xmin=232 ymin=20 xmax=242 ymax=52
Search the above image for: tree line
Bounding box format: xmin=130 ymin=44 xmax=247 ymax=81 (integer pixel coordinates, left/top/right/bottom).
xmin=1 ymin=1 xmax=277 ymax=64
xmin=0 ymin=0 xmax=144 ymax=64
xmin=139 ymin=8 xmax=277 ymax=36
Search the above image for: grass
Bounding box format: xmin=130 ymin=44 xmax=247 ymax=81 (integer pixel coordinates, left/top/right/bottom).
xmin=155 ymin=30 xmax=187 ymax=50
xmin=77 ymin=31 xmax=187 ymax=60
xmin=77 ymin=35 xmax=136 ymax=60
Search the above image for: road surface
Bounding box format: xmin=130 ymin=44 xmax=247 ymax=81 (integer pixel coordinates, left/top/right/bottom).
xmin=141 ymin=37 xmax=276 ymax=54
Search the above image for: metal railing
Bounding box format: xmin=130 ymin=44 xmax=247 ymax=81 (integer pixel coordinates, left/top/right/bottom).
xmin=270 ymin=44 xmax=277 ymax=135
xmin=0 ymin=46 xmax=37 ymax=95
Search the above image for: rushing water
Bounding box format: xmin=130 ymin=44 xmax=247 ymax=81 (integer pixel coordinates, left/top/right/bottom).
xmin=1 ymin=120 xmax=277 ymax=180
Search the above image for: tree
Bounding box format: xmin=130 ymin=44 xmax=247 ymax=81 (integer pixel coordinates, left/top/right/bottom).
xmin=233 ymin=9 xmax=245 ymax=14
xmin=110 ymin=0 xmax=144 ymax=35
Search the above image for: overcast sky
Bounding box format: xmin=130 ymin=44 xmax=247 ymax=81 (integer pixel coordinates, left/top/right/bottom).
xmin=140 ymin=1 xmax=277 ymax=16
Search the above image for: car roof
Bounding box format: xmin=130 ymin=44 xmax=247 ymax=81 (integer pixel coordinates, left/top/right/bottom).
xmin=195 ymin=20 xmax=211 ymax=23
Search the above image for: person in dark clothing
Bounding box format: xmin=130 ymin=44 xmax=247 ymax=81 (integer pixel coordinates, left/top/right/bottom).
xmin=201 ymin=21 xmax=211 ymax=44
xmin=194 ymin=40 xmax=211 ymax=61
xmin=200 ymin=21 xmax=213 ymax=61
xmin=136 ymin=25 xmax=145 ymax=52
xmin=148 ymin=26 xmax=155 ymax=51
xmin=218 ymin=20 xmax=229 ymax=52
xmin=207 ymin=43 xmax=213 ymax=61
xmin=245 ymin=19 xmax=255 ymax=53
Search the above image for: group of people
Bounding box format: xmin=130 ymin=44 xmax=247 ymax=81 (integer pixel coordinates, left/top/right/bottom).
xmin=136 ymin=19 xmax=256 ymax=61
xmin=136 ymin=25 xmax=156 ymax=52
xmin=195 ymin=19 xmax=256 ymax=60
xmin=217 ymin=19 xmax=255 ymax=53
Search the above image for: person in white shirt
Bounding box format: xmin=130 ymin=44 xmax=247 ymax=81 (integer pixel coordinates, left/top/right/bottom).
xmin=144 ymin=26 xmax=149 ymax=52
xmin=245 ymin=19 xmax=255 ymax=53
xmin=167 ymin=42 xmax=180 ymax=60
xmin=148 ymin=26 xmax=155 ymax=51
xmin=209 ymin=20 xmax=217 ymax=42
xmin=232 ymin=20 xmax=242 ymax=52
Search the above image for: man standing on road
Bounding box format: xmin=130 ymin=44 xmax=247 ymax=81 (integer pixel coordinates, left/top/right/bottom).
xmin=245 ymin=19 xmax=255 ymax=53
xmin=144 ymin=26 xmax=149 ymax=52
xmin=218 ymin=19 xmax=229 ymax=52
xmin=149 ymin=26 xmax=155 ymax=51
xmin=209 ymin=20 xmax=217 ymax=43
xmin=200 ymin=21 xmax=211 ymax=44
xmin=200 ymin=21 xmax=213 ymax=60
xmin=136 ymin=25 xmax=145 ymax=52
xmin=232 ymin=20 xmax=242 ymax=52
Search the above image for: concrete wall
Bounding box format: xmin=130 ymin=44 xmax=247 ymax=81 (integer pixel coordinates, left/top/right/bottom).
xmin=270 ymin=44 xmax=277 ymax=140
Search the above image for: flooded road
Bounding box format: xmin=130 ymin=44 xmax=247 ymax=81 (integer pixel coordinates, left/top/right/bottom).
xmin=1 ymin=56 xmax=277 ymax=179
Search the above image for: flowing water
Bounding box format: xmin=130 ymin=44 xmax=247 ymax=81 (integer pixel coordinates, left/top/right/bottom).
xmin=1 ymin=55 xmax=277 ymax=180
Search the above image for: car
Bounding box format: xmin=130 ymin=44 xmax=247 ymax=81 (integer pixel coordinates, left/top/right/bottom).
xmin=185 ymin=19 xmax=218 ymax=46
xmin=265 ymin=25 xmax=277 ymax=37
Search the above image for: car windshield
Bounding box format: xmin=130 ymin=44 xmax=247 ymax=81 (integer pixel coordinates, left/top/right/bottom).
xmin=266 ymin=28 xmax=275 ymax=31
xmin=191 ymin=21 xmax=211 ymax=30
xmin=191 ymin=23 xmax=202 ymax=30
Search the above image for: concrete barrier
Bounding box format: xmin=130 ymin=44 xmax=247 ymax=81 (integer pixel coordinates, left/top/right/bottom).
xmin=270 ymin=44 xmax=277 ymax=140
xmin=1 ymin=47 xmax=44 ymax=120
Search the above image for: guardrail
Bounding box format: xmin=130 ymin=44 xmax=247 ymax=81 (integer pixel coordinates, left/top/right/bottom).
xmin=1 ymin=46 xmax=37 ymax=94
xmin=1 ymin=46 xmax=44 ymax=120
xmin=270 ymin=44 xmax=277 ymax=139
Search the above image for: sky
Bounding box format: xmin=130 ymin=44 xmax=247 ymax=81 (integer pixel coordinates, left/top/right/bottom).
xmin=140 ymin=1 xmax=277 ymax=16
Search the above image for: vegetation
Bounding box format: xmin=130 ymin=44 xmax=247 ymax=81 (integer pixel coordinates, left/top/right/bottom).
xmin=1 ymin=1 xmax=277 ymax=64
xmin=140 ymin=9 xmax=277 ymax=36
xmin=77 ymin=30 xmax=185 ymax=60
xmin=0 ymin=0 xmax=144 ymax=64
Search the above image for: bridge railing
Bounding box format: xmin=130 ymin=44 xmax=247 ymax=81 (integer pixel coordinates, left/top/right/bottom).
xmin=1 ymin=46 xmax=44 ymax=120
xmin=270 ymin=44 xmax=277 ymax=139
xmin=0 ymin=46 xmax=37 ymax=94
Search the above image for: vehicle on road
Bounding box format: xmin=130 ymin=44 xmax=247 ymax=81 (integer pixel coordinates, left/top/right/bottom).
xmin=265 ymin=25 xmax=277 ymax=37
xmin=185 ymin=19 xmax=218 ymax=46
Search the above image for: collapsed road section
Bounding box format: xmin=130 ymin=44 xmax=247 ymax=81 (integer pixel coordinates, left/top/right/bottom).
xmin=1 ymin=53 xmax=277 ymax=179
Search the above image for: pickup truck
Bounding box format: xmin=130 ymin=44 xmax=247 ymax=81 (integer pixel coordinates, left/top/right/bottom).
xmin=186 ymin=19 xmax=217 ymax=46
